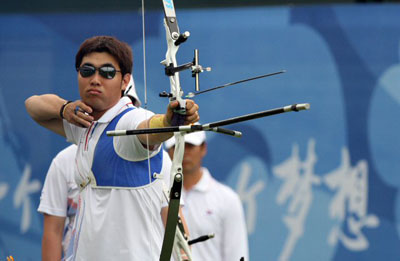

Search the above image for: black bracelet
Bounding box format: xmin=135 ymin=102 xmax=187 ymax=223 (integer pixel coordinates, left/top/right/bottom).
xmin=59 ymin=101 xmax=73 ymax=119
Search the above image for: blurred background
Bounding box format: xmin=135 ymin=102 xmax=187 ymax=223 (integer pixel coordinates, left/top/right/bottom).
xmin=1 ymin=0 xmax=400 ymax=260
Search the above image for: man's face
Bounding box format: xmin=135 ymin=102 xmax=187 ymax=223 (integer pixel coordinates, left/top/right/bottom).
xmin=78 ymin=52 xmax=129 ymax=116
xmin=168 ymin=143 xmax=207 ymax=175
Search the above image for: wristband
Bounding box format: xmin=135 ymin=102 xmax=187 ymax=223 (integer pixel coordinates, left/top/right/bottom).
xmin=149 ymin=115 xmax=167 ymax=129
xmin=60 ymin=101 xmax=73 ymax=119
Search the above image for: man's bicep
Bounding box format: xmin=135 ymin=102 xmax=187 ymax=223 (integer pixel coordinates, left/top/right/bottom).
xmin=37 ymin=118 xmax=66 ymax=137
xmin=43 ymin=214 xmax=66 ymax=235
xmin=42 ymin=214 xmax=66 ymax=261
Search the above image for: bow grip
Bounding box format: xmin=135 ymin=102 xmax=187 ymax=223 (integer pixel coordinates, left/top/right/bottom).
xmin=171 ymin=106 xmax=186 ymax=126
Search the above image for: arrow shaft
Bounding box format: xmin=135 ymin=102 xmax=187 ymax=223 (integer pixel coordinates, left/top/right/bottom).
xmin=187 ymin=70 xmax=285 ymax=97
xmin=106 ymin=104 xmax=309 ymax=137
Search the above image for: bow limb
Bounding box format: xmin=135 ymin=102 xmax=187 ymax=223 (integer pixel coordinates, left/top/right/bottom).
xmin=160 ymin=132 xmax=193 ymax=261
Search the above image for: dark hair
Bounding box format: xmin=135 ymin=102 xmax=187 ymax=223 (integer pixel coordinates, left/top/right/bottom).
xmin=75 ymin=36 xmax=133 ymax=76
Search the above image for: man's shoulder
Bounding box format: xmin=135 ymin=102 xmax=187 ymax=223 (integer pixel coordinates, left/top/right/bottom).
xmin=212 ymin=179 xmax=239 ymax=197
xmin=117 ymin=106 xmax=154 ymax=127
xmin=205 ymin=171 xmax=240 ymax=201
xmin=53 ymin=144 xmax=77 ymax=163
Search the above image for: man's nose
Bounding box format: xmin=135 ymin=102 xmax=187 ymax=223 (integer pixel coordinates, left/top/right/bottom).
xmin=90 ymin=71 xmax=102 ymax=85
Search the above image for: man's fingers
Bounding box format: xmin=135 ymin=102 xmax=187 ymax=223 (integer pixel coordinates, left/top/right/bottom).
xmin=66 ymin=101 xmax=93 ymax=116
xmin=185 ymin=103 xmax=198 ymax=115
xmin=184 ymin=100 xmax=199 ymax=124
xmin=185 ymin=113 xmax=200 ymax=125
xmin=64 ymin=100 xmax=93 ymax=128
xmin=166 ymin=99 xmax=199 ymax=126
xmin=72 ymin=114 xmax=92 ymax=128
xmin=75 ymin=110 xmax=94 ymax=122
xmin=78 ymin=103 xmax=93 ymax=114
xmin=168 ymin=100 xmax=179 ymax=110
xmin=185 ymin=99 xmax=195 ymax=108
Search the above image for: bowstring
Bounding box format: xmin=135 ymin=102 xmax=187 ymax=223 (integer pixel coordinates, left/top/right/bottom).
xmin=141 ymin=0 xmax=155 ymax=256
xmin=141 ymin=0 xmax=151 ymax=185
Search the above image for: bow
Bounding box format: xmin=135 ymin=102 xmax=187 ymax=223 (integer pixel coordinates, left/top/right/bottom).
xmin=159 ymin=1 xmax=194 ymax=260
xmin=158 ymin=1 xmax=197 ymax=260
xmin=113 ymin=1 xmax=310 ymax=260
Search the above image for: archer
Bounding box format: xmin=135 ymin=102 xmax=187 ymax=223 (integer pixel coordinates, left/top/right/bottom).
xmin=25 ymin=35 xmax=198 ymax=260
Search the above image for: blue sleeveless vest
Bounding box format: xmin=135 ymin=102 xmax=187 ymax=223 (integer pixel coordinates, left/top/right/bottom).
xmin=91 ymin=108 xmax=162 ymax=188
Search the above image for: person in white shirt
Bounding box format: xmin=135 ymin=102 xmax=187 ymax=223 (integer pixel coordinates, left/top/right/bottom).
xmin=38 ymin=144 xmax=79 ymax=261
xmin=25 ymin=35 xmax=199 ymax=260
xmin=165 ymin=131 xmax=249 ymax=261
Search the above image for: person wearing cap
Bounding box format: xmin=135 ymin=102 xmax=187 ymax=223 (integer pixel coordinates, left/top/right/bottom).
xmin=165 ymin=131 xmax=249 ymax=261
xmin=25 ymin=36 xmax=199 ymax=260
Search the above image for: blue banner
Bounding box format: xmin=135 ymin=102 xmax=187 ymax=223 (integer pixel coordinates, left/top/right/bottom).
xmin=1 ymin=4 xmax=399 ymax=260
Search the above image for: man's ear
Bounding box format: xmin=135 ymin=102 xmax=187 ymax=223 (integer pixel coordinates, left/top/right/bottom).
xmin=121 ymin=73 xmax=131 ymax=92
xmin=201 ymin=143 xmax=207 ymax=157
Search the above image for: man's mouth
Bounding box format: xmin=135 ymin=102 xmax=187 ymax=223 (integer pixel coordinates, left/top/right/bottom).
xmin=88 ymin=89 xmax=102 ymax=95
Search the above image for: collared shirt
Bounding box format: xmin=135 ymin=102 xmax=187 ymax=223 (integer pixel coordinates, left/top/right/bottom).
xmin=182 ymin=168 xmax=249 ymax=261
xmin=63 ymin=97 xmax=170 ymax=261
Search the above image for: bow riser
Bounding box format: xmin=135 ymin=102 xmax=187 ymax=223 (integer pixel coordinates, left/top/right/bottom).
xmin=162 ymin=19 xmax=187 ymax=126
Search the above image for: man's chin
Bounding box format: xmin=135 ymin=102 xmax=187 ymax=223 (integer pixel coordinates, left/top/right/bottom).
xmin=182 ymin=166 xmax=196 ymax=175
xmin=83 ymin=99 xmax=103 ymax=111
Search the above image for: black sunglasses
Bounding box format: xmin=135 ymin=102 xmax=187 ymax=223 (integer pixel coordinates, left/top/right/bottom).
xmin=76 ymin=64 xmax=121 ymax=79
